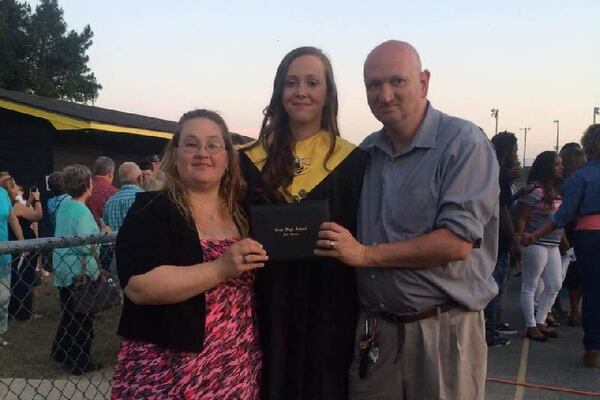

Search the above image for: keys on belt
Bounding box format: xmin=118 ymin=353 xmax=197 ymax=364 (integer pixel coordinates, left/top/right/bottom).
xmin=358 ymin=318 xmax=379 ymax=379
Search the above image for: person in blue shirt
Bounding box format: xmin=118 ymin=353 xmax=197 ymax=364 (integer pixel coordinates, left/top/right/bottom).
xmin=523 ymin=124 xmax=600 ymax=368
xmin=103 ymin=162 xmax=144 ymax=232
xmin=0 ymin=172 xmax=24 ymax=347
xmin=46 ymin=171 xmax=72 ymax=235
xmin=51 ymin=164 xmax=110 ymax=375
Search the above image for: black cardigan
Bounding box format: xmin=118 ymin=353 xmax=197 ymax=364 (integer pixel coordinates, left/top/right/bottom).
xmin=115 ymin=191 xmax=206 ymax=352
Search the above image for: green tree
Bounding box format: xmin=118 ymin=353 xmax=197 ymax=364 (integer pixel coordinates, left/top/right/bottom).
xmin=0 ymin=0 xmax=31 ymax=91
xmin=0 ymin=0 xmax=101 ymax=102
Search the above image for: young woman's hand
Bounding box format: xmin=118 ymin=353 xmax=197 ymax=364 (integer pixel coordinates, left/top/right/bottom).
xmin=215 ymin=238 xmax=268 ymax=280
xmin=517 ymin=232 xmax=534 ymax=246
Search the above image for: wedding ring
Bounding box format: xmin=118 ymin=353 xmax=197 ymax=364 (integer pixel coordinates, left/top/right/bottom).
xmin=242 ymin=254 xmax=247 ymax=264
xmin=330 ymin=241 xmax=335 ymax=249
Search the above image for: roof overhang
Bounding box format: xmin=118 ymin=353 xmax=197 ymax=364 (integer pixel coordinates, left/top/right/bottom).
xmin=0 ymin=98 xmax=172 ymax=139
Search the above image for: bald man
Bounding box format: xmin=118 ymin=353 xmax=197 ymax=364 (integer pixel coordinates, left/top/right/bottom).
xmin=316 ymin=41 xmax=499 ymax=399
xmin=103 ymin=162 xmax=144 ymax=232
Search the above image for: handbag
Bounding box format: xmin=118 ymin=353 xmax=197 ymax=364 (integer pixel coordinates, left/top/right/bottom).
xmin=71 ymin=245 xmax=121 ymax=315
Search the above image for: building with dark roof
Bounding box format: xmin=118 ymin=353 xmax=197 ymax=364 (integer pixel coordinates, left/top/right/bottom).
xmin=0 ymin=88 xmax=253 ymax=235
xmin=0 ymin=87 xmax=253 ymax=188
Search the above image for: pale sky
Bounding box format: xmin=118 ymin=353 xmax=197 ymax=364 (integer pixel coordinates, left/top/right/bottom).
xmin=29 ymin=0 xmax=600 ymax=165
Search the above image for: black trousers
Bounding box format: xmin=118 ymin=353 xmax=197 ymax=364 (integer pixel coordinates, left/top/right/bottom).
xmin=51 ymin=286 xmax=95 ymax=370
xmin=8 ymin=254 xmax=37 ymax=320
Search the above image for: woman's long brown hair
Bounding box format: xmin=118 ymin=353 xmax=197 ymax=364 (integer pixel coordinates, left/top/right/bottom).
xmin=161 ymin=109 xmax=248 ymax=235
xmin=527 ymin=151 xmax=560 ymax=207
xmin=251 ymin=46 xmax=340 ymax=202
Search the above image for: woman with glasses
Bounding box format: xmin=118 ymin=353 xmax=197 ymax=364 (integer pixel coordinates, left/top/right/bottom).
xmin=111 ymin=109 xmax=268 ymax=399
xmin=240 ymin=47 xmax=368 ymax=399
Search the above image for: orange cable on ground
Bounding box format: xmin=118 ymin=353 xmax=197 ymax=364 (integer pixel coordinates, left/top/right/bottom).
xmin=487 ymin=377 xmax=600 ymax=397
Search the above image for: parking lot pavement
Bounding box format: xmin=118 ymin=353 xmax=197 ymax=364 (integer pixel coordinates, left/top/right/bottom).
xmin=485 ymin=273 xmax=600 ymax=399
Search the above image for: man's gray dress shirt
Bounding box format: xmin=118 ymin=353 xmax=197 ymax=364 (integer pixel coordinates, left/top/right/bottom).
xmin=357 ymin=103 xmax=499 ymax=314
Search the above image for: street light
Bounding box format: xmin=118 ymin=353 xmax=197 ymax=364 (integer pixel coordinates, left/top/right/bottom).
xmin=490 ymin=108 xmax=499 ymax=134
xmin=553 ymin=120 xmax=560 ymax=153
xmin=594 ymin=107 xmax=599 ymax=124
xmin=519 ymin=127 xmax=530 ymax=167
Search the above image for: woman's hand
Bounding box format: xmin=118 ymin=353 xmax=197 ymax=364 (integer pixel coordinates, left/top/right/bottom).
xmin=215 ymin=238 xmax=268 ymax=280
xmin=517 ymin=232 xmax=534 ymax=246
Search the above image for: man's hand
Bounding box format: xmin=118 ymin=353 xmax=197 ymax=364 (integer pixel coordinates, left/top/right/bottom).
xmin=314 ymin=222 xmax=368 ymax=267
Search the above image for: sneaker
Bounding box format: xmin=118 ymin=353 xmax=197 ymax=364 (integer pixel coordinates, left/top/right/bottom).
xmin=487 ymin=335 xmax=511 ymax=347
xmin=496 ymin=322 xmax=518 ymax=335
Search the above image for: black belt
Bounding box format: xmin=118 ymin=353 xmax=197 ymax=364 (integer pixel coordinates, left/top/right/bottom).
xmin=377 ymin=302 xmax=458 ymax=324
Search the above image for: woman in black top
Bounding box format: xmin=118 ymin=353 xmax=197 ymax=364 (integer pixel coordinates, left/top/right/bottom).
xmin=113 ymin=109 xmax=268 ymax=399
xmin=240 ymin=47 xmax=368 ymax=400
xmin=2 ymin=177 xmax=43 ymax=321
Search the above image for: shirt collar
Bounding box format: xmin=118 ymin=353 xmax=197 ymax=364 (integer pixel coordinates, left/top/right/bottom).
xmin=367 ymin=102 xmax=440 ymax=157
xmin=120 ymin=184 xmax=141 ymax=191
xmin=93 ymin=175 xmax=113 ymax=185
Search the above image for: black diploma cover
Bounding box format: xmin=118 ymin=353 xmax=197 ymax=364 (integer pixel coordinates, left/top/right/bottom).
xmin=250 ymin=200 xmax=330 ymax=262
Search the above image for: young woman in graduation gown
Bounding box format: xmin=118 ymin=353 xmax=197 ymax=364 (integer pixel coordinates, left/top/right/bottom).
xmin=239 ymin=47 xmax=368 ymax=400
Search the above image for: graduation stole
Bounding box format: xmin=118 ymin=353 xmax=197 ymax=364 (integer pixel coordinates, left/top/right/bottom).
xmin=243 ymin=131 xmax=355 ymax=201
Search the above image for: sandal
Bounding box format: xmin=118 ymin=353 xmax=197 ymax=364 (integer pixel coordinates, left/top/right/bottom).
xmin=538 ymin=325 xmax=559 ymax=339
xmin=526 ymin=328 xmax=548 ymax=342
xmin=546 ymin=319 xmax=560 ymax=328
xmin=546 ymin=314 xmax=560 ymax=327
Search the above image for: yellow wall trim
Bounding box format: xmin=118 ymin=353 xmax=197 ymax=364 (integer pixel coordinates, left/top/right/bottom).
xmin=0 ymin=98 xmax=172 ymax=139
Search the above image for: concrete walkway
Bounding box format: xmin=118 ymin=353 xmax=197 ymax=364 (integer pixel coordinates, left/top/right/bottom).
xmin=2 ymin=274 xmax=599 ymax=399
xmin=0 ymin=370 xmax=111 ymax=400
xmin=485 ymin=273 xmax=600 ymax=399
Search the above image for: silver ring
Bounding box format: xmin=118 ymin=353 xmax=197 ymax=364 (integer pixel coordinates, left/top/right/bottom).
xmin=242 ymin=254 xmax=247 ymax=263
xmin=330 ymin=241 xmax=335 ymax=249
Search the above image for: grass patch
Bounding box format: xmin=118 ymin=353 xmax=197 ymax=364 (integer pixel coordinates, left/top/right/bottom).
xmin=0 ymin=277 xmax=121 ymax=379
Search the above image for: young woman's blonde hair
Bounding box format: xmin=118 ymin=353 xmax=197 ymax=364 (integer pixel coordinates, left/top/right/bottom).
xmin=160 ymin=109 xmax=248 ymax=235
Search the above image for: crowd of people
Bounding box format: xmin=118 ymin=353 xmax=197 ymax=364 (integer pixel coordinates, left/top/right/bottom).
xmin=483 ymin=134 xmax=595 ymax=351
xmin=0 ymin=39 xmax=599 ymax=399
xmin=0 ymin=153 xmax=163 ymax=374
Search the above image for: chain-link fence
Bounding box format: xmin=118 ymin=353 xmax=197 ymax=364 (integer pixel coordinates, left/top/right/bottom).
xmin=0 ymin=233 xmax=120 ymax=400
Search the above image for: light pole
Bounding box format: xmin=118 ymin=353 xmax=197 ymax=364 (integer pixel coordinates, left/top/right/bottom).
xmin=553 ymin=120 xmax=560 ymax=152
xmin=491 ymin=108 xmax=499 ymax=134
xmin=520 ymin=127 xmax=530 ymax=167
xmin=594 ymin=107 xmax=599 ymax=124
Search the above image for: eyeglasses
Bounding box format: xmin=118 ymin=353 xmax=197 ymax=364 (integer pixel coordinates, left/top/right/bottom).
xmin=176 ymin=141 xmax=226 ymax=155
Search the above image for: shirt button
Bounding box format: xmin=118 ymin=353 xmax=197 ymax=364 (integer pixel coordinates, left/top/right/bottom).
xmin=370 ymin=274 xmax=376 ymax=280
xmin=379 ymin=303 xmax=385 ymax=309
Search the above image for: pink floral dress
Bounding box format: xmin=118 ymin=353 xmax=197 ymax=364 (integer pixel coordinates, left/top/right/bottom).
xmin=111 ymin=238 xmax=262 ymax=399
